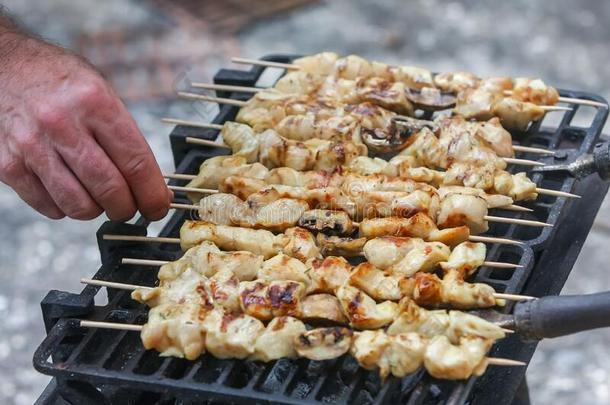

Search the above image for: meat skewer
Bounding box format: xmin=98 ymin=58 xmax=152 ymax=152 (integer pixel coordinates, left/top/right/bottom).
xmin=191 ymin=81 xmax=556 ymax=156
xmin=161 ymin=119 xmax=578 ymax=200
xmin=79 ymin=319 xmax=524 ymax=381
xmin=168 ymin=186 xmax=552 ymax=234
xmin=182 ymin=93 xmax=544 ymax=167
xmin=230 ymin=55 xmax=606 ymax=108
xmin=79 ymin=250 xmax=522 ymax=377
xmin=106 ymin=218 xmax=521 ymax=264
xmin=221 ymin=59 xmax=571 ymax=133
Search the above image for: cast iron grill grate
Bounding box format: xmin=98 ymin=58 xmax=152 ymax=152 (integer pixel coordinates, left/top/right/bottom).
xmin=34 ymin=55 xmax=609 ymax=405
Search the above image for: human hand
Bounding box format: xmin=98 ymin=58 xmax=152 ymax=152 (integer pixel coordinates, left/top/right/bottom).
xmin=0 ymin=33 xmax=172 ymax=220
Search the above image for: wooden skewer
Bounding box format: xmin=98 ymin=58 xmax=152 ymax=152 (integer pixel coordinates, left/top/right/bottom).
xmin=161 ymin=118 xmax=223 ymax=130
xmin=502 ymin=205 xmax=532 ymax=213
xmin=103 ymin=234 xmax=180 ymax=244
xmin=483 ymin=215 xmax=552 ymax=228
xmin=231 ymin=57 xmax=298 ymax=70
xmin=192 ymin=82 xmax=262 ymax=93
xmin=493 ymin=293 xmax=536 ymax=301
xmin=122 ymin=258 xmax=171 ymax=266
xmin=468 ymin=235 xmax=523 ymax=246
xmin=164 ymin=173 xmax=197 ymax=181
xmin=512 ymin=145 xmax=555 ymax=155
xmin=185 ymin=136 xmax=230 ymax=149
xmin=178 ymin=92 xmax=247 ymax=107
xmin=170 ymin=203 xmax=201 ymax=211
xmin=539 ymin=106 xmax=572 ymax=112
xmin=80 ymin=320 xmax=144 ymax=332
xmin=82 ymin=278 xmax=151 ymax=291
xmin=503 ymin=157 xmax=545 ymax=167
xmin=483 ymin=261 xmax=523 ymax=269
xmin=555 ymin=96 xmax=607 ymax=108
xmin=485 ymin=358 xmax=526 ymax=367
xmin=535 ymin=188 xmax=581 ymax=199
xmin=168 ymin=185 xmax=218 ymax=194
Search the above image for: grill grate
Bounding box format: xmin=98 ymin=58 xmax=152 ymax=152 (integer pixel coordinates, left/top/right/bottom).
xmin=34 ymin=55 xmax=609 ymax=404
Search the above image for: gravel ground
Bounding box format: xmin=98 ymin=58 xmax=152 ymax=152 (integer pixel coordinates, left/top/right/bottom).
xmin=0 ymin=1 xmax=609 ymax=404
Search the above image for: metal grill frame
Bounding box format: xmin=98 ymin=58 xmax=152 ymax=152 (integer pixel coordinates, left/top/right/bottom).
xmin=34 ymin=54 xmax=609 ymax=405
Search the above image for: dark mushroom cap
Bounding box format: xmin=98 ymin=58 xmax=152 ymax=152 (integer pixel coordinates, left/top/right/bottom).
xmin=405 ymin=86 xmax=457 ymax=111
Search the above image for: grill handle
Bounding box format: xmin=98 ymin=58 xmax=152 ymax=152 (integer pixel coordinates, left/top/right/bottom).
xmin=513 ymin=292 xmax=610 ymax=340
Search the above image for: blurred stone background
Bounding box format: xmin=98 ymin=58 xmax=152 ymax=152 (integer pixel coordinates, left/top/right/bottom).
xmin=0 ymin=0 xmax=609 ymax=403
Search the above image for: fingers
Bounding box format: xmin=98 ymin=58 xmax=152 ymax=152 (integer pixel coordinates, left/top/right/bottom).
xmin=0 ymin=162 xmax=64 ymax=219
xmin=52 ymin=122 xmax=138 ymax=221
xmin=26 ymin=146 xmax=103 ymax=220
xmin=86 ymin=95 xmax=171 ymax=220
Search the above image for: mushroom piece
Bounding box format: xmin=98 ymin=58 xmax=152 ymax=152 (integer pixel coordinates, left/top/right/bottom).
xmin=405 ymin=86 xmax=457 ymax=111
xmin=294 ymin=327 xmax=354 ymax=361
xmin=362 ymin=116 xmax=439 ymax=154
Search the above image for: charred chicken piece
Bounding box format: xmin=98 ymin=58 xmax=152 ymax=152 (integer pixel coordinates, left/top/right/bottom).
xmin=336 ymin=285 xmax=398 ymax=329
xmin=251 ymin=316 xmax=307 ymax=362
xmin=239 ymin=280 xmax=306 ymax=320
xmin=306 ymin=256 xmax=353 ymax=294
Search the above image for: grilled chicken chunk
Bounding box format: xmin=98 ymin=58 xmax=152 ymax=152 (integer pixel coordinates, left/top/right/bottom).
xmin=348 ymin=263 xmax=402 ymax=301
xmin=511 ymin=78 xmax=559 ymax=106
xmin=221 ymin=121 xmax=259 ymax=163
xmin=387 ymin=298 xmax=450 ymax=337
xmin=362 ymin=236 xmax=425 ymax=269
xmin=207 ymin=269 xmax=241 ymax=312
xmin=257 ymin=253 xmax=311 ymax=287
xmin=185 ymin=156 xmax=268 ymax=201
xmin=336 ymin=285 xmax=398 ymax=329
xmin=293 ymin=52 xmax=340 ymax=76
xmin=280 ymin=226 xmax=322 ymax=262
xmin=492 ymin=98 xmax=545 ymax=131
xmin=294 ymin=327 xmax=354 ymax=361
xmin=274 ymin=71 xmax=324 ymax=95
xmin=239 ymin=280 xmax=306 ymax=320
xmin=252 ymin=316 xmax=307 ymax=362
xmin=358 ymin=213 xmax=470 ymax=247
xmin=180 ymin=221 xmax=282 ymax=259
xmin=389 ymin=241 xmax=451 ymax=277
xmin=424 ymin=336 xmax=491 ymax=380
xmin=437 ymin=193 xmax=489 ymax=234
xmin=140 ymin=301 xmax=209 ymax=360
xmin=387 ymin=297 xmax=505 ymax=341
xmin=399 ymin=270 xmax=497 ymax=309
xmin=202 ymin=308 xmax=265 ymax=359
xmin=156 ymin=243 xmax=262 ymax=283
xmin=434 ymin=71 xmax=480 ymax=92
xmin=306 ymin=256 xmax=352 ymax=294
xmin=300 ymin=293 xmax=348 ymax=324
xmin=440 ymin=242 xmax=486 ymax=277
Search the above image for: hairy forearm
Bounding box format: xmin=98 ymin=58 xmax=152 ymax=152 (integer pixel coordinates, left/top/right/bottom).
xmin=0 ymin=7 xmax=28 ymax=61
